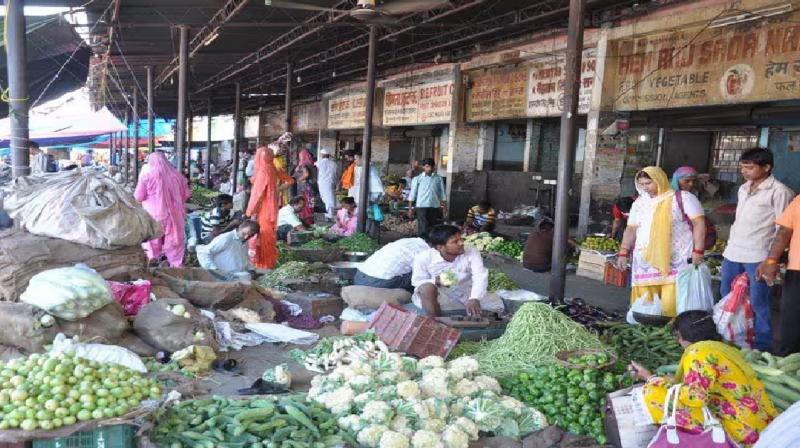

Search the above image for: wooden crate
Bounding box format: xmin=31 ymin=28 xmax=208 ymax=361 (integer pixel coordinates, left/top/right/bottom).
xmin=284 ymin=291 xmax=345 ymax=319
xmin=577 ymin=250 xmax=610 ymax=281
xmin=369 ymin=303 xmax=460 ymax=359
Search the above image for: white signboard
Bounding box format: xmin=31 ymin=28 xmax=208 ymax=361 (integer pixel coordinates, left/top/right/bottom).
xmin=525 ymin=49 xmax=596 ymax=117
xmin=383 ymin=81 xmax=453 ymax=126
xmin=327 ymin=93 xmax=367 ymax=130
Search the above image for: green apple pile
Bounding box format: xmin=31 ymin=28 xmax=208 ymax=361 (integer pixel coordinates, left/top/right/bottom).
xmin=580 ymin=236 xmax=619 ymax=253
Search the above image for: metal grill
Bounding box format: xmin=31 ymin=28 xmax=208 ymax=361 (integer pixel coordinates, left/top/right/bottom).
xmin=711 ymin=131 xmax=759 ymax=183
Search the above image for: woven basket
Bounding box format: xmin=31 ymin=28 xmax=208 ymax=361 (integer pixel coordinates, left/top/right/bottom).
xmin=632 ymin=312 xmax=673 ymax=326
xmin=555 ymin=348 xmax=617 ymax=370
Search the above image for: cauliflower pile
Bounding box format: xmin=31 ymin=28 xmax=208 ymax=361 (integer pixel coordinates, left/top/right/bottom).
xmin=463 ymin=232 xmax=504 ymax=253
xmin=308 ymin=354 xmax=547 ymax=448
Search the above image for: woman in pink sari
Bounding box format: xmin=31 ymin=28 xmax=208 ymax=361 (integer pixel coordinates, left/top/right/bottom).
xmin=134 ymin=151 xmax=191 ymax=267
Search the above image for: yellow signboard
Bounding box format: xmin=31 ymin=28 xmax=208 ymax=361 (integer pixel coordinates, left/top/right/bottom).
xmin=383 ymin=81 xmax=454 ymax=126
xmin=608 ymin=12 xmax=800 ymax=111
xmin=327 ymin=93 xmax=367 ymax=130
xmin=466 ymin=67 xmax=528 ymax=121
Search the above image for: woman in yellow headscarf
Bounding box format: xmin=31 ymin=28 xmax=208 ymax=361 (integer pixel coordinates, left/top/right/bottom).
xmin=616 ymin=167 xmax=706 ymax=317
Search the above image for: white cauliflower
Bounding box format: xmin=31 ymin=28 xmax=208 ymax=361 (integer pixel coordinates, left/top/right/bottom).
xmin=338 ymin=414 xmax=366 ymax=432
xmin=449 ymin=397 xmax=469 ymax=417
xmin=421 ymin=418 xmax=446 ymax=433
xmin=446 ymin=357 xmax=480 ymax=380
xmin=411 ymin=400 xmax=431 ymax=421
xmin=350 ymin=374 xmax=374 ymax=391
xmin=417 ymin=356 xmax=445 ymax=371
xmin=390 ymin=415 xmax=413 ymax=437
xmin=331 ymin=364 xmax=356 ymax=380
xmin=452 ymin=378 xmax=479 ymax=397
xmin=500 ymin=397 xmax=526 ymax=416
xmin=453 ymin=417 xmax=479 ymax=441
xmin=350 ymin=360 xmax=374 ymax=376
xmin=425 ymin=397 xmax=449 ymax=420
xmin=379 ymin=370 xmax=409 ymax=385
xmin=379 ymin=430 xmax=410 ymax=448
xmin=358 ymin=424 xmax=389 ymax=448
xmin=442 ymin=426 xmax=470 ymax=448
xmin=362 ymin=400 xmax=393 ymax=424
xmin=319 ymin=386 xmax=355 ymax=415
xmin=411 ymin=430 xmax=443 ymax=448
xmin=420 ymin=368 xmax=450 ymax=398
xmin=354 ymin=391 xmax=376 ymax=406
xmin=473 ymin=375 xmax=501 ymax=393
xmin=396 ymin=380 xmax=421 ymax=400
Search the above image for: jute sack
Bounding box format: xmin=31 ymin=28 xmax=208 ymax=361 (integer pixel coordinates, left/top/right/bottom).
xmin=0 ymin=303 xmax=61 ymax=353
xmin=340 ymin=285 xmax=411 ymax=310
xmin=56 ymin=301 xmax=129 ymax=344
xmin=117 ymin=332 xmax=158 ymax=357
xmin=133 ymin=298 xmax=217 ymax=352
xmin=154 ymin=268 xmax=247 ymax=310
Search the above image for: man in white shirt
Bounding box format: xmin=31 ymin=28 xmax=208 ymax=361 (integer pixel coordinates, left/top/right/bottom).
xmin=411 ymin=225 xmax=504 ymax=317
xmin=349 ymin=153 xmax=384 ymax=207
xmin=315 ymin=148 xmax=337 ymax=220
xmin=355 ymin=237 xmax=430 ymax=291
xmin=276 ymin=196 xmax=308 ymax=241
xmin=197 ymin=220 xmax=260 ymax=279
xmin=721 ymin=148 xmax=794 ymax=352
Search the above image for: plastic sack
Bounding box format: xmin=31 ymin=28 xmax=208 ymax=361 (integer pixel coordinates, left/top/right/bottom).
xmin=676 ymin=263 xmax=715 ymax=315
xmin=627 ymin=293 xmax=663 ymax=324
xmin=20 ymin=264 xmax=113 ymax=320
xmin=754 ymin=401 xmax=800 ymax=448
xmin=713 ymin=273 xmax=755 ymax=349
xmin=3 ymin=170 xmax=161 ymax=250
xmin=49 ymin=333 xmax=147 ymax=373
xmin=108 ymin=279 xmax=152 ymax=316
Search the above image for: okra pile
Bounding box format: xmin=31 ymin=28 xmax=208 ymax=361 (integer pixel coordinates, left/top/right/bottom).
xmin=599 ymin=323 xmax=682 ymax=371
xmin=150 ymin=394 xmax=355 ymax=448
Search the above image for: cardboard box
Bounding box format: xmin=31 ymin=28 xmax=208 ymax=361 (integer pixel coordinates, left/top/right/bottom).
xmin=604 ymin=386 xmax=659 ymax=448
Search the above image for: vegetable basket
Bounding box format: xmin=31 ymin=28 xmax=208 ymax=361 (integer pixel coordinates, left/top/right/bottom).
xmin=632 ymin=312 xmax=673 ymax=326
xmin=555 ymin=348 xmax=617 ymax=370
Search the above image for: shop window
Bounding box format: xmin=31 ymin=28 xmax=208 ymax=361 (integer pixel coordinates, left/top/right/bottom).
xmin=486 ymin=121 xmax=526 ymax=171
xmin=711 ymin=131 xmax=759 ymax=183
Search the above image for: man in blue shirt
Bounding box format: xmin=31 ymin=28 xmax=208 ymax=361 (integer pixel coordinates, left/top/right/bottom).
xmin=408 ymin=158 xmax=446 ymax=238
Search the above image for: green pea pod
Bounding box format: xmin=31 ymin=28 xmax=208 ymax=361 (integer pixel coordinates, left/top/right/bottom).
xmin=283 ymin=404 xmax=320 ymax=437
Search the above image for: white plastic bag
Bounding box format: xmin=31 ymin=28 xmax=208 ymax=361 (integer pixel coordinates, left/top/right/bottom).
xmin=676 ymin=263 xmax=715 ymax=315
xmin=713 ymin=273 xmax=755 ymax=349
xmin=626 ymin=293 xmax=663 ymax=325
xmin=20 ymin=264 xmax=113 ymax=320
xmin=49 ymin=333 xmax=147 ymax=372
xmin=245 ymin=323 xmax=320 ymax=345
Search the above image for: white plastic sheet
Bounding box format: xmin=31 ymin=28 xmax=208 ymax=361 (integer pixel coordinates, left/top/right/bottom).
xmin=49 ymin=333 xmax=147 ymax=373
xmin=245 ymin=323 xmax=320 ymax=345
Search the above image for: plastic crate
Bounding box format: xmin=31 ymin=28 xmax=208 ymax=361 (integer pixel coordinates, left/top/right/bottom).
xmin=32 ymin=424 xmax=134 ymax=448
xmin=604 ymin=262 xmax=629 ymax=287
xmin=369 ymin=303 xmax=461 ymax=358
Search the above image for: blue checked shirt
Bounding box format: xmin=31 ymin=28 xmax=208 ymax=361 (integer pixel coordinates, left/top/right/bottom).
xmin=409 ymin=174 xmax=446 ymax=208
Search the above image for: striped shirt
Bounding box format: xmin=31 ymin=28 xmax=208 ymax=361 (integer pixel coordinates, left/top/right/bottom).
xmin=200 ymin=207 xmax=232 ymax=242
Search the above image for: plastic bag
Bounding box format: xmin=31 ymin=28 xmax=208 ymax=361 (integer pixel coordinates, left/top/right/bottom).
xmin=676 ymin=263 xmax=715 ymax=315
xmin=49 ymin=333 xmax=147 ymax=372
xmin=627 ymin=293 xmax=663 ymax=325
xmin=20 ymin=264 xmax=113 ymax=320
xmin=713 ymin=273 xmax=755 ymax=349
xmin=108 ymin=279 xmax=152 ymax=316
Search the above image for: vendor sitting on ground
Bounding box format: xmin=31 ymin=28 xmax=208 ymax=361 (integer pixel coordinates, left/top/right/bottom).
xmin=276 ymin=196 xmax=308 ymax=242
xmin=200 ymin=194 xmax=241 ymax=244
xmin=354 ymin=237 xmax=430 ymax=291
xmin=464 ymin=200 xmax=497 ymax=234
xmin=196 ymin=220 xmax=260 ymax=280
xmin=630 ymin=310 xmax=776 ymax=446
xmin=331 ymin=197 xmax=358 ymax=237
xmin=411 ymin=225 xmax=504 ymax=317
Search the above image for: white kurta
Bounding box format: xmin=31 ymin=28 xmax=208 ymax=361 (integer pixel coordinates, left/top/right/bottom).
xmin=316 ymin=158 xmax=337 ymax=218
xmin=350 ymin=165 xmax=384 ymax=206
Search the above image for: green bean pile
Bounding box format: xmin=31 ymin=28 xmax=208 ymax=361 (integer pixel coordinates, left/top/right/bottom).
xmin=465 ymin=303 xmax=606 ymax=377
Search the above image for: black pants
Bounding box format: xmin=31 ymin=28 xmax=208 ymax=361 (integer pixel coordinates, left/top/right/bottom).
xmin=778 ymin=270 xmax=800 ymax=356
xmin=416 ymin=207 xmax=442 ymax=239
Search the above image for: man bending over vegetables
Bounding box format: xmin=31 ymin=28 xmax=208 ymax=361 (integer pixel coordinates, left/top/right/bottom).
xmin=411 ymin=224 xmax=504 ymax=317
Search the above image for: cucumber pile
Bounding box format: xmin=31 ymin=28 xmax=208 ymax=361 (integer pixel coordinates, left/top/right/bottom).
xmin=742 ymin=349 xmax=800 ymax=411
xmin=150 ymin=395 xmax=355 ymax=448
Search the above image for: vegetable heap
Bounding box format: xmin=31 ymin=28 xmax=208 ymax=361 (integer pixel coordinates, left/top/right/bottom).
xmin=459 ymin=303 xmax=606 ymax=377
xmin=554 ymin=298 xmax=622 ymax=332
xmin=335 ymin=233 xmax=380 ymax=253
xmin=0 ymin=352 xmax=161 ymax=431
xmin=21 ymin=266 xmax=112 ymax=320
xmin=308 ymin=354 xmax=547 ymax=447
xmin=289 ymin=331 xmax=385 ymax=373
xmin=463 ymin=233 xmax=523 ymax=259
xmin=189 ymin=184 xmax=219 ymax=208
xmin=502 ymin=365 xmax=626 ymax=444
xmin=600 ymin=323 xmax=682 ymax=371
xmin=580 ymin=236 xmax=619 ymax=253
xmin=742 ymin=349 xmax=800 ymax=412
xmin=565 ymin=351 xmax=613 ymax=368
xmin=300 ymin=239 xmax=334 ymax=250
xmin=258 ymin=261 xmax=314 ymax=290
xmin=487 ymin=269 xmax=518 ymax=292
xmin=151 ymin=395 xmax=355 ymax=448
xmin=276 ymin=242 xmax=299 ymax=266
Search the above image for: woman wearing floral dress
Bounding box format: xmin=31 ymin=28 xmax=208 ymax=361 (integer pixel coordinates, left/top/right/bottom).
xmin=629 ymin=310 xmax=776 ymax=446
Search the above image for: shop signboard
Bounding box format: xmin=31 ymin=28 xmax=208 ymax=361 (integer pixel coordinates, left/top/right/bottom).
xmin=466 ymin=66 xmax=528 ymax=121
xmin=327 ymin=93 xmax=367 ymax=130
xmin=525 ymin=49 xmax=596 ymax=116
xmin=608 ymin=11 xmax=800 ymax=111
xmin=383 ymin=81 xmax=454 ymax=126
xmin=292 ymin=101 xmax=325 ymax=133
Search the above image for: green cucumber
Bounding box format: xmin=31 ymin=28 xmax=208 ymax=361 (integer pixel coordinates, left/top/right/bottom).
xmin=778 ymin=373 xmax=800 ymax=392
xmin=778 ymin=353 xmax=800 ymax=368
xmin=764 ymin=381 xmax=800 ymax=403
xmin=752 ymin=364 xmax=785 ymax=377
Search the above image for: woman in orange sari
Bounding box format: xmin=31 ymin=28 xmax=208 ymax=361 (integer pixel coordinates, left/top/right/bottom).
xmin=246 ymin=146 xmax=294 ymax=269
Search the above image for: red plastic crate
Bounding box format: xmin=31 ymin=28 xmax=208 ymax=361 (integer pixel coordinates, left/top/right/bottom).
xmin=369 ymin=303 xmax=461 ymax=359
xmin=604 ymin=262 xmax=629 ymax=287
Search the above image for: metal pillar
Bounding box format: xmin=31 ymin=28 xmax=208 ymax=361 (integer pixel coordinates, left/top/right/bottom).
xmin=109 ymin=133 xmax=114 ymax=166
xmin=206 ymin=98 xmax=213 ymax=188
xmin=232 ymin=82 xmax=241 ymax=194
xmin=356 ymin=24 xmax=378 ymax=232
xmin=176 ymin=25 xmax=189 ymax=174
xmin=187 ymin=109 xmax=194 ymax=176
xmin=146 ymin=66 xmax=155 ymax=152
xmin=285 ymin=62 xmax=293 ymax=132
xmin=124 ymin=111 xmax=130 ymax=182
xmin=132 ymin=87 xmax=140 ymax=182
xmin=549 ymin=0 xmax=586 ymax=301
xmin=6 ymin=0 xmax=30 ymax=178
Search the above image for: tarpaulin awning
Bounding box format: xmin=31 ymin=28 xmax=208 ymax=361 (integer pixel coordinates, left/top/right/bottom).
xmin=0 ymin=105 xmax=125 ymax=148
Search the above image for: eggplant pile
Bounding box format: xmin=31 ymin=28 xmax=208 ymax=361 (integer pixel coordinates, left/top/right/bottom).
xmin=553 ymin=298 xmax=622 ymax=332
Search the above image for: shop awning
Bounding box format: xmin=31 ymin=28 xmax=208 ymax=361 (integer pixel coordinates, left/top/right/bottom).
xmin=0 ymin=106 xmax=126 ymax=148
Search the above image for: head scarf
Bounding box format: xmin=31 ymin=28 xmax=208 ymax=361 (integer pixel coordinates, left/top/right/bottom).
xmin=636 ymin=166 xmax=674 ymax=276
xmin=139 ymin=151 xmax=187 ymax=222
xmin=295 ymin=149 xmax=314 ymax=175
xmin=670 ymin=166 xmax=698 ymax=191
